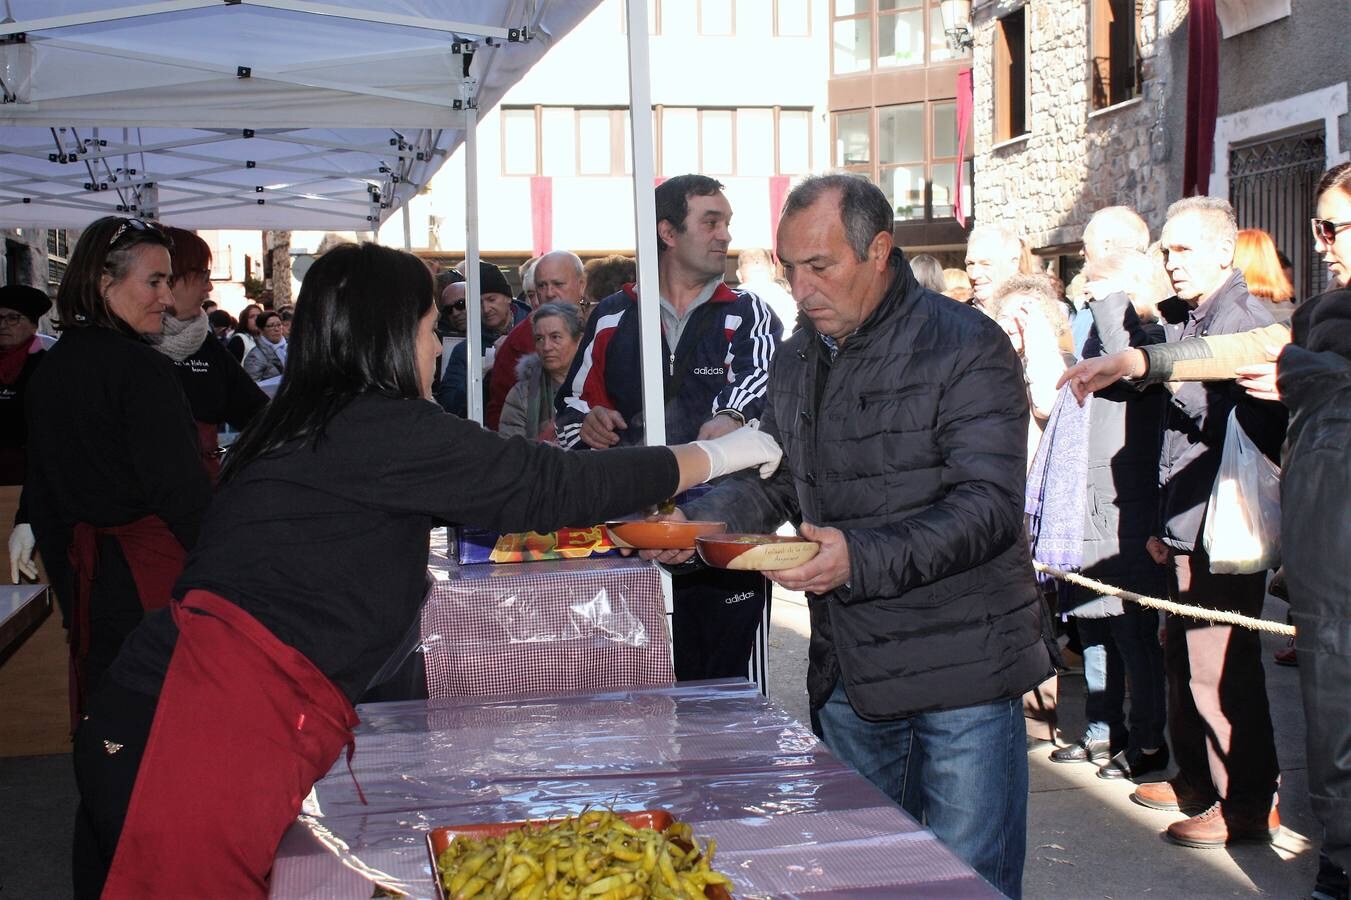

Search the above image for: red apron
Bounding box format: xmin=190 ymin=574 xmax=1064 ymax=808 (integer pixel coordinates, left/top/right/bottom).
xmin=195 ymin=420 xmax=223 ymax=482
xmin=67 ymin=515 xmax=186 ymax=727
xmin=103 ymin=590 xmax=360 ymax=899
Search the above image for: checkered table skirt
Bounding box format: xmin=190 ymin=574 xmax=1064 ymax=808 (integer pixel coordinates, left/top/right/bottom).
xmin=421 ymin=532 xmax=674 ymax=698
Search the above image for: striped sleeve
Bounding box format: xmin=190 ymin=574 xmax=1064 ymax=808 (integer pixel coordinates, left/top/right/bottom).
xmin=555 ymin=307 xmax=626 ymax=449
xmin=716 ymin=290 xmax=781 ymax=419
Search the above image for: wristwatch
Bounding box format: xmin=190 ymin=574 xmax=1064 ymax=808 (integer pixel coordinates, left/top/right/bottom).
xmin=715 ymin=408 xmax=747 ymax=425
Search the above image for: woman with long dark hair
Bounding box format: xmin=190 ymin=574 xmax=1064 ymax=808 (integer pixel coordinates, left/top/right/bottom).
xmin=226 ymin=301 xmax=262 ymax=361
xmin=149 ymin=227 xmax=266 ymax=479
xmin=75 ymin=242 xmax=780 ymax=898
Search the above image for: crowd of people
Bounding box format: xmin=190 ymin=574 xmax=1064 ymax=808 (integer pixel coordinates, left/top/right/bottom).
xmin=1 ymin=160 xmax=1348 ymax=899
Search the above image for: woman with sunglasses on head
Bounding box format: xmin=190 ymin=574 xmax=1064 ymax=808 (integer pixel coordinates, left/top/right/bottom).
xmin=75 ymin=242 xmax=781 ymax=898
xmin=11 ymin=221 xmax=212 ymax=876
xmin=1059 ymin=161 xmax=1351 ymax=898
xmin=148 ymin=227 xmax=267 ymax=480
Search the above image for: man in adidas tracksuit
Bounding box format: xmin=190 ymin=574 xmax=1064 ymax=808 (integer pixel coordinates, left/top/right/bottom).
xmin=556 ymin=174 xmax=782 ymax=680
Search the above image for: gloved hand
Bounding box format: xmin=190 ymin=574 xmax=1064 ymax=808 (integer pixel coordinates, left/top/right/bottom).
xmin=695 ymin=424 xmax=783 ymax=480
xmin=9 ymin=523 xmax=37 ymax=583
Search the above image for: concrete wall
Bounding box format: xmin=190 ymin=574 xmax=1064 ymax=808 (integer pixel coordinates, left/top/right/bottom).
xmin=969 ymin=0 xmax=1187 ymax=250
xmin=1213 ymin=0 xmax=1351 ymax=153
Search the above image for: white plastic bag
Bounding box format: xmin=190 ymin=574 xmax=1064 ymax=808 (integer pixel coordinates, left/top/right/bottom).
xmin=1203 ymin=410 xmax=1281 ymax=574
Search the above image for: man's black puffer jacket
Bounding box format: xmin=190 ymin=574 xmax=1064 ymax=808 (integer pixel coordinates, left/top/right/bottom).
xmin=686 ymin=250 xmax=1051 ymax=718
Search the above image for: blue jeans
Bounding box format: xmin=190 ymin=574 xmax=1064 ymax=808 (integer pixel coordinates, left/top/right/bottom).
xmin=1075 ymin=608 xmax=1166 ymax=750
xmin=817 ymin=683 xmax=1027 ymax=899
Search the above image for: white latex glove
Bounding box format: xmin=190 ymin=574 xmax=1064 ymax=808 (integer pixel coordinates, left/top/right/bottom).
xmin=9 ymin=523 xmax=37 ymax=583
xmin=695 ymin=424 xmax=783 ymax=480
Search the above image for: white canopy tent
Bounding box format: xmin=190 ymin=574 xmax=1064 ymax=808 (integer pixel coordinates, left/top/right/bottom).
xmin=0 ymin=0 xmax=673 ymax=460
xmin=0 ymin=0 xmax=596 ymax=230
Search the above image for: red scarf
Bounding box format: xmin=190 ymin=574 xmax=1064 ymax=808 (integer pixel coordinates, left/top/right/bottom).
xmin=0 ymin=335 xmax=37 ymax=385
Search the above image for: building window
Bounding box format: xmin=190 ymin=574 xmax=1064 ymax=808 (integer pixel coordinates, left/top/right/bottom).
xmin=832 ymin=2 xmax=872 ymax=74
xmin=502 ymin=108 xmax=538 ymax=175
xmin=878 ymin=0 xmax=925 ymax=69
xmin=775 ymin=0 xmax=811 ymax=36
xmin=993 ymin=7 xmax=1027 ymax=142
xmin=46 ymin=229 xmax=71 ymax=294
xmin=834 ymin=99 xmax=972 ymax=221
xmin=777 ymin=109 xmax=813 ymax=174
xmin=1089 ymin=0 xmax=1141 ymax=110
xmin=833 ymin=109 xmax=871 ymax=170
xmin=831 ymin=0 xmax=970 ymax=74
xmin=699 ymin=0 xmax=734 ymax=35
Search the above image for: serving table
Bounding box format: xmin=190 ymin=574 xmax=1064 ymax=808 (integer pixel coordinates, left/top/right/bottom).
xmin=419 ymin=530 xmax=674 ymax=699
xmin=269 ymin=681 xmax=999 ymax=899
xmin=0 ymin=583 xmax=49 ymax=660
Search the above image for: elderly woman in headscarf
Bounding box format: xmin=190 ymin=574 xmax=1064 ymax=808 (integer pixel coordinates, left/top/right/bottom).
xmin=149 ymin=227 xmax=267 ymax=479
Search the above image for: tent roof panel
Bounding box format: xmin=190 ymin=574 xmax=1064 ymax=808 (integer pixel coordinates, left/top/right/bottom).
xmin=0 ymin=0 xmax=595 ymax=229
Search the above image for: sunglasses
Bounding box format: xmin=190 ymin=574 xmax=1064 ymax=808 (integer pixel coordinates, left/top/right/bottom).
xmin=446 ymin=299 xmax=466 ymax=311
xmin=107 ymin=217 xmax=161 ymax=247
xmin=1311 ymin=218 xmax=1351 ymax=244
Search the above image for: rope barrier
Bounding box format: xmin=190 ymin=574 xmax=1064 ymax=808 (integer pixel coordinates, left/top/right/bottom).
xmin=1033 ymin=562 xmax=1295 ymax=637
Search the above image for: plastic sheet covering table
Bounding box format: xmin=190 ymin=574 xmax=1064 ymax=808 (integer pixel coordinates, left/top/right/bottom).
xmin=419 ymin=529 xmax=674 ymax=699
xmin=269 ymin=681 xmax=1000 ymax=899
xmin=0 ymin=583 xmax=49 ymax=659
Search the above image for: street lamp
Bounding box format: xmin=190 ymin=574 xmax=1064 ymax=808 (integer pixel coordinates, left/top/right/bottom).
xmin=939 ymin=0 xmax=974 ymax=52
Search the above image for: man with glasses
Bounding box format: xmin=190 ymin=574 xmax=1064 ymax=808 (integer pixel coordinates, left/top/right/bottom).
xmin=485 ymin=250 xmax=586 ymax=431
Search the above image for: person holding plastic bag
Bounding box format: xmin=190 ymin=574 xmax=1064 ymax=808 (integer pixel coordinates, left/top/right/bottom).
xmin=72 ymin=242 xmax=783 ymax=900
xmin=1202 ymin=410 xmax=1281 ymax=574
xmin=1058 ymin=160 xmax=1351 ymax=897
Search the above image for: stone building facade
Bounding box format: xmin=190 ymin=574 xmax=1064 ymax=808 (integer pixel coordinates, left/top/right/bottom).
xmin=969 ymin=0 xmax=1187 ymax=269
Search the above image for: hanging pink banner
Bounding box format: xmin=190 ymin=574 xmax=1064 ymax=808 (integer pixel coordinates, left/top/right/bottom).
xmin=530 ymin=175 xmax=552 ymax=257
xmin=954 ymin=68 xmax=973 ymax=228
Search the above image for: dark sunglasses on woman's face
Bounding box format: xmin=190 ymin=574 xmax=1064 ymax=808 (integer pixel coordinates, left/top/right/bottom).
xmin=447 ymin=300 xmax=466 ymax=311
xmin=1311 ymin=217 xmax=1351 ymax=244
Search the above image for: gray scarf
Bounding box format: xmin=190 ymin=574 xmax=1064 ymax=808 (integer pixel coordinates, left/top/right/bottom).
xmin=148 ymin=311 xmax=210 ymax=362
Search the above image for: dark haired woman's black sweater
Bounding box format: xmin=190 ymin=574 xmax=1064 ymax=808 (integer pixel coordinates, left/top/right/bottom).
xmin=112 ymin=394 xmax=680 ymax=702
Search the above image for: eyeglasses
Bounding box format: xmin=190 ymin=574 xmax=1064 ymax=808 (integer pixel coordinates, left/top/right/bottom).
xmin=578 ymin=299 xmax=597 ymax=309
xmin=0 ymin=313 xmax=25 ymax=326
xmin=107 ymin=217 xmax=160 ymax=247
xmin=1311 ymin=217 xmax=1351 ymax=244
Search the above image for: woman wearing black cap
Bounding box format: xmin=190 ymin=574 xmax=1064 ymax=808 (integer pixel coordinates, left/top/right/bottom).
xmin=0 ymin=285 xmax=51 ymax=490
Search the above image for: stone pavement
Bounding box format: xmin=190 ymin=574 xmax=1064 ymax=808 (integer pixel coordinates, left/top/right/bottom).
xmin=765 ymin=585 xmax=1320 ymax=899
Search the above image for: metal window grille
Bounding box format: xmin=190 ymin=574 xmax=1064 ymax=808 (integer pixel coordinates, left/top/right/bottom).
xmin=1229 ymin=128 xmax=1327 ymax=300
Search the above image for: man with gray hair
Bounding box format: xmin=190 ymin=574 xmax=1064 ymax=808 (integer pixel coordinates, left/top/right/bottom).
xmin=485 ymin=250 xmax=587 ymax=430
xmin=965 ymin=222 xmax=1023 ymax=311
xmin=1128 ymin=195 xmax=1288 ymax=849
xmin=650 ymin=174 xmax=1050 ymax=898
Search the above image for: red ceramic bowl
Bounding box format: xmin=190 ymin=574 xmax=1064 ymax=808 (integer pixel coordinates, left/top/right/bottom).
xmin=696 ymin=533 xmax=821 ymax=571
xmin=604 ymin=519 xmax=727 ymax=550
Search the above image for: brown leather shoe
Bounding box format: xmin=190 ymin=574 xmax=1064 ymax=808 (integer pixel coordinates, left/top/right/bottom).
xmin=1164 ymin=802 xmax=1280 ymax=849
xmin=1130 ymin=780 xmax=1212 ymax=816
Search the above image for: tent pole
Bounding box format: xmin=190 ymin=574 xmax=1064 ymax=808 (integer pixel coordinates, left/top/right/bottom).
xmin=624 ymin=0 xmax=664 ymax=450
xmin=464 ymin=106 xmax=484 ymax=425
xmin=402 ymin=200 xmax=411 ymax=251
xmin=624 ymin=0 xmax=673 ymax=621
